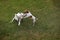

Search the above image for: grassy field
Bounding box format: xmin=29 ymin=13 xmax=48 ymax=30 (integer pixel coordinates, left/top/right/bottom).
xmin=0 ymin=0 xmax=60 ymax=40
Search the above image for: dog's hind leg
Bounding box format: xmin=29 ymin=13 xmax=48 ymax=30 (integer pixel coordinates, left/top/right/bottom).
xmin=18 ymin=18 xmax=21 ymax=26
xmin=10 ymin=17 xmax=15 ymax=23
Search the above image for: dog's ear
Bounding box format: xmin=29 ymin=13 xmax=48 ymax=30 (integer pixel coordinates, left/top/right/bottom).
xmin=24 ymin=9 xmax=29 ymax=13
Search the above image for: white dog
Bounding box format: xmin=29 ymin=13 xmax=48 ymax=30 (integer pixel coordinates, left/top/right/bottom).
xmin=10 ymin=12 xmax=24 ymax=26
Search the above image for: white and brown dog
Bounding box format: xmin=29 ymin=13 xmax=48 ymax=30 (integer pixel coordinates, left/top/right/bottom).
xmin=23 ymin=10 xmax=38 ymax=26
xmin=11 ymin=10 xmax=38 ymax=26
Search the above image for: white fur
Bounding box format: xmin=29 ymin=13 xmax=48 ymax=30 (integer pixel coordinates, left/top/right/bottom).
xmin=10 ymin=12 xmax=24 ymax=26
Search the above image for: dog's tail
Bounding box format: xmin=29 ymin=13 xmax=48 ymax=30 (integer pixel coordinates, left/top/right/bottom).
xmin=15 ymin=14 xmax=16 ymax=15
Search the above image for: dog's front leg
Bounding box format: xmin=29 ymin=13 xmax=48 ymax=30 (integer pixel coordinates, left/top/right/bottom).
xmin=32 ymin=19 xmax=36 ymax=26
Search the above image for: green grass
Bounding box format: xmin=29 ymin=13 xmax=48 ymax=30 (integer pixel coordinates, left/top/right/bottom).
xmin=0 ymin=0 xmax=60 ymax=40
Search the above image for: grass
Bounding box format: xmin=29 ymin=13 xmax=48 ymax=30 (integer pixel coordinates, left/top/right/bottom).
xmin=0 ymin=0 xmax=60 ymax=40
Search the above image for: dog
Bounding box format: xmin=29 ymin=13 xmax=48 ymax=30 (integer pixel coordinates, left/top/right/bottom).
xmin=23 ymin=10 xmax=38 ymax=26
xmin=10 ymin=12 xmax=25 ymax=26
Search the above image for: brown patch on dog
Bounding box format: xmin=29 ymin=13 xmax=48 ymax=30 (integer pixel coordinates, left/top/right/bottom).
xmin=29 ymin=16 xmax=32 ymax=18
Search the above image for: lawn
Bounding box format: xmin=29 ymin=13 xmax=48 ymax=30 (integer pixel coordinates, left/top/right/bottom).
xmin=0 ymin=0 xmax=60 ymax=40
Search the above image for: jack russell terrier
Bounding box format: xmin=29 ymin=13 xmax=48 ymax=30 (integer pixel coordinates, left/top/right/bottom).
xmin=23 ymin=10 xmax=38 ymax=26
